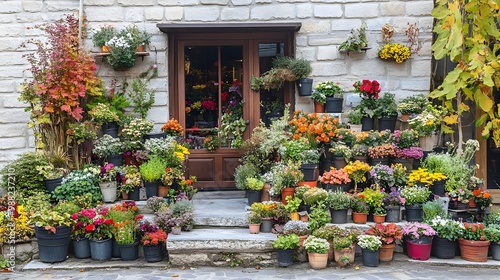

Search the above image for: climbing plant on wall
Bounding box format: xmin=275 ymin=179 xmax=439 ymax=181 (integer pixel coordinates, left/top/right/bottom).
xmin=431 ymin=0 xmax=499 ymax=149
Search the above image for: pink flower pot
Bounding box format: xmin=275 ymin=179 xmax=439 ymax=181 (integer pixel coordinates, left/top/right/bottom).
xmin=406 ymin=238 xmax=433 ymax=261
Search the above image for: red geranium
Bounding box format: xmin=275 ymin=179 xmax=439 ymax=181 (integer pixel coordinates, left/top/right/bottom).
xmin=353 ymin=79 xmax=381 ymax=99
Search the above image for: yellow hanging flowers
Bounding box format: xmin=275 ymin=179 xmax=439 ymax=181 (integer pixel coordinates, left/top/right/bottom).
xmin=378 ymin=43 xmax=411 ymax=63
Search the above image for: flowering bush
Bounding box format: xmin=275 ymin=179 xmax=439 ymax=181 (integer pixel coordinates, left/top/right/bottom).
xmin=161 ymin=167 xmax=184 ymax=186
xmin=120 ymin=165 xmax=141 ymax=193
xmin=395 ymin=147 xmax=424 ymax=160
xmin=250 ymin=201 xmax=283 ymax=219
xmin=201 ymin=98 xmax=217 ymax=112
xmin=447 ymin=188 xmax=473 ymax=204
xmin=93 ymin=134 xmax=123 ymax=158
xmin=270 ymin=161 xmax=304 ymax=195
xmin=320 ymin=167 xmax=351 ymax=185
xmin=303 ymin=236 xmax=330 ymax=254
xmin=365 ymin=223 xmax=403 ymax=244
xmin=397 ymin=94 xmax=428 ymax=115
xmin=89 ymin=103 xmax=120 ymax=124
xmin=344 ymin=160 xmax=371 ymax=191
xmin=121 ymin=118 xmax=153 ymax=141
xmin=79 ymin=207 xmax=115 ymax=240
xmin=370 ymin=164 xmax=395 ymax=188
xmin=139 ymin=221 xmax=168 ymax=246
xmin=92 ymin=25 xmax=115 ymax=47
xmin=302 ymin=187 xmax=328 ymax=206
xmin=359 ymin=186 xmax=386 ymax=209
xmin=390 ymin=130 xmax=419 ymax=149
xmin=161 ymin=118 xmax=183 ymax=136
xmin=407 ymin=168 xmax=446 ymax=187
xmin=399 ymin=185 xmax=431 ymax=205
xmin=353 ymin=80 xmax=380 ymax=99
xmin=402 ymin=222 xmax=436 ymax=240
xmin=408 ymin=105 xmax=447 ymax=136
xmin=314 ymin=81 xmax=344 ymax=97
xmin=104 ymin=26 xmax=150 ymax=69
xmin=289 ymin=110 xmax=339 ymax=143
xmin=0 ymin=204 xmax=34 ymax=243
xmin=282 ymin=220 xmax=310 ymax=236
xmin=383 ymin=187 xmax=405 ymax=206
xmin=428 ymin=216 xmax=464 ymax=241
xmin=378 ymin=43 xmax=411 ymax=63
xmin=352 ymin=196 xmax=370 ymax=214
xmin=461 ymin=222 xmax=486 ymax=241
xmin=473 ymin=189 xmax=492 ymax=210
xmin=329 ymin=143 xmax=353 ymax=160
xmin=357 ymin=234 xmax=382 ymax=250
xmin=368 ymin=144 xmax=396 ymax=158
xmin=98 ymin=163 xmax=118 ymax=182
xmin=178 ymin=176 xmax=198 ymax=199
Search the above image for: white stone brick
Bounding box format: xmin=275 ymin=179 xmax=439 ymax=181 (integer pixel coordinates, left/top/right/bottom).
xmin=0 ymin=38 xmax=25 ymax=52
xmin=255 ymin=0 xmax=272 ymax=3
xmin=221 ymin=7 xmax=250 ymax=21
xmin=313 ymin=4 xmax=343 ymax=18
xmin=165 ymin=7 xmax=184 ymax=21
xmin=0 ymin=124 xmax=28 ymax=137
xmin=153 ymin=91 xmax=168 ymax=106
xmin=201 ymin=0 xmax=228 ymax=5
xmin=379 ymin=79 xmax=400 ymax=92
xmin=296 ymin=47 xmax=316 ymax=61
xmin=406 ymin=1 xmax=433 ymax=16
xmin=0 ymin=15 xmax=15 ymax=23
xmin=145 ymin=8 xmax=164 ymax=21
xmin=317 ymin=46 xmax=341 ymax=61
xmin=231 ymin=0 xmax=252 ymax=5
xmin=158 ymin=0 xmax=199 ymax=6
xmin=0 ymin=149 xmax=29 ymax=164
xmin=184 ymin=7 xmax=220 ymax=21
xmin=0 ymin=109 xmax=29 ymax=124
xmin=410 ymin=59 xmax=431 ymax=77
xmin=308 ymin=35 xmax=343 ymax=46
xmin=16 ymin=13 xmax=46 ymax=23
xmin=0 ymin=137 xmax=27 ymax=150
xmin=0 ymin=80 xmax=17 ymax=93
xmin=278 ymin=0 xmax=307 ymax=2
xmin=296 ymin=3 xmax=313 ymax=19
xmin=2 ymin=94 xmax=26 ymax=108
xmin=0 ymin=66 xmax=26 ymax=78
xmin=118 ymin=0 xmax=155 ymax=6
xmin=250 ymin=5 xmax=295 ymax=20
xmin=350 ymin=60 xmax=385 ymax=77
xmin=401 ymin=78 xmax=430 ymax=91
xmin=387 ymin=61 xmax=410 ymax=77
xmin=46 ymin=1 xmax=79 ymax=12
xmin=147 ymin=106 xmax=169 ymax=124
xmin=331 ymin=19 xmax=364 ymax=31
xmin=85 ymin=7 xmax=125 ymax=22
xmin=22 ymin=1 xmax=43 ymax=12
xmin=85 ymin=0 xmax=115 ymax=5
xmin=380 ymin=2 xmax=404 ymax=16
xmin=0 ymin=53 xmax=25 ymax=66
xmin=296 ymin=35 xmax=308 ymax=47
xmin=125 ymin=8 xmax=146 ymax=22
xmin=345 ymin=3 xmax=379 ymax=18
xmin=0 ymin=3 xmax=22 ymax=13
xmin=311 ymin=62 xmax=348 ymax=77
xmin=0 ymin=24 xmax=24 ymax=37
xmin=300 ymin=20 xmax=331 ymax=34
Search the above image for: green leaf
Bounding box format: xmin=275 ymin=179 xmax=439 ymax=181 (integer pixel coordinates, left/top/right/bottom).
xmin=474 ymin=88 xmax=494 ymax=112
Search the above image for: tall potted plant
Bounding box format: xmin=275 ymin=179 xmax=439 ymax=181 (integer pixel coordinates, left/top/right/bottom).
xmin=272 ymin=234 xmax=300 ymax=267
xmin=289 ymin=57 xmax=313 ymax=96
xmin=139 ymin=155 xmax=167 ymax=198
xmin=373 ymin=93 xmax=398 ymax=132
xmin=247 ymin=177 xmax=265 ymax=206
xmin=353 ymin=79 xmax=380 ymax=131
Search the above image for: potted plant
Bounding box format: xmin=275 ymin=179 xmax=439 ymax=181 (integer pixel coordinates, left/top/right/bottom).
xmin=473 ymin=189 xmax=492 ymax=211
xmin=121 ymin=118 xmax=154 ymax=142
xmin=307 ymin=203 xmax=331 ymax=233
xmin=367 ymin=144 xmax=396 ymax=166
xmin=329 ymin=143 xmax=353 ymax=169
xmin=311 ymin=90 xmax=326 ymax=113
xmin=402 ymin=222 xmax=436 ymax=261
xmin=114 ymin=215 xmax=140 ymax=261
xmin=250 ymin=201 xmax=281 ymax=233
xmin=399 ymin=185 xmax=431 ymax=222
xmin=279 ymin=140 xmax=319 ymax=181
xmin=140 ymin=221 xmax=168 ymax=262
xmin=120 ymin=165 xmax=142 ymax=201
xmin=89 ymin=103 xmax=120 ymax=137
xmin=82 ymin=207 xmax=116 ymax=261
xmin=351 ymin=196 xmax=369 ymax=224
xmin=28 ymin=200 xmax=78 ymax=263
xmin=247 ymin=177 xmax=265 ymax=206
xmin=92 ymin=134 xmax=123 ymax=166
xmin=36 ymin=157 xmax=66 ymax=194
xmin=378 ymin=43 xmax=412 ymax=63
xmin=302 ymin=187 xmax=328 ymax=207
xmin=365 ymin=223 xmax=403 ymax=262
xmin=428 ymin=216 xmax=464 ymax=259
xmin=320 ymin=168 xmax=351 ymax=192
xmin=303 ymin=235 xmax=330 ymax=269
xmin=485 ymin=224 xmax=500 ymax=261
xmin=284 ymin=196 xmax=302 ymax=220
xmin=373 ymin=93 xmax=398 ymax=131
xmin=314 ymin=81 xmax=344 ymax=113
xmin=272 ymin=234 xmax=300 ymax=267
xmin=104 ymin=26 xmax=151 ymax=69
xmin=357 ymin=234 xmax=382 ymax=267
xmin=347 ymin=109 xmax=363 ymax=132
xmin=97 ymin=163 xmax=119 ymax=203
xmin=369 ymin=163 xmax=396 ymax=191
xmin=282 ymin=220 xmax=310 ymax=246
xmin=383 ymin=187 xmax=404 ymax=222
xmin=397 ymin=94 xmax=428 ymax=121
xmin=343 ymin=160 xmax=371 ymax=193
xmin=247 ymin=212 xmax=262 ymax=234
xmin=326 ymin=190 xmax=351 ymax=224
xmin=160 ymin=167 xmax=184 ymax=198
xmin=92 ymin=25 xmax=115 ymax=51
xmin=373 ymin=207 xmax=387 ymax=223
xmin=289 ymin=57 xmax=313 ymax=96
xmin=269 ymin=161 xmax=304 ymax=204
xmin=352 ymin=79 xmax=380 ymax=131
xmin=332 ymin=236 xmax=355 ymax=267
xmin=139 ymin=155 xmax=167 ymax=198
xmin=338 ymin=22 xmax=368 ymax=53
xmin=52 ymin=169 xmax=103 ymax=205
xmin=458 ymin=222 xmax=490 ymax=262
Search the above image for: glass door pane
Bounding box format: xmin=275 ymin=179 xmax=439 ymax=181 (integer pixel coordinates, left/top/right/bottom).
xmin=184 ymin=46 xmax=243 ymax=150
xmin=258 ymin=43 xmax=285 ymax=127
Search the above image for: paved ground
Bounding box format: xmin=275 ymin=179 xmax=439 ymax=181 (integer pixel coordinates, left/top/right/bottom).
xmin=3 ymin=261 xmax=500 ymax=280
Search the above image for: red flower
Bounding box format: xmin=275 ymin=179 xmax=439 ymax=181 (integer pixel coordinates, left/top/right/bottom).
xmin=74 ymin=222 xmax=84 ymax=230
xmin=85 ymin=224 xmax=94 ymax=232
xmin=104 ymin=219 xmax=114 ymax=225
xmin=94 ymin=218 xmax=104 ymax=225
xmin=71 ymin=213 xmax=79 ymax=220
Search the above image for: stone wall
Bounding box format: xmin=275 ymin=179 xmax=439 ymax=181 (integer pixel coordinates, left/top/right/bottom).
xmin=0 ymin=0 xmax=434 ymax=169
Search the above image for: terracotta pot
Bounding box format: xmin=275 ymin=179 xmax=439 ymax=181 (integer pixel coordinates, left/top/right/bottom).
xmin=281 ymin=187 xmax=295 ymax=205
xmin=379 ymin=243 xmax=396 ymax=262
xmin=158 ymin=185 xmax=170 ymax=198
xmin=298 ymin=235 xmax=309 ymax=247
xmin=334 ymin=247 xmax=355 ymax=266
xmin=137 ymin=45 xmax=146 ymax=52
xmin=261 ymin=183 xmax=271 ymax=201
xmin=400 ymin=114 xmax=410 ymax=122
xmin=468 ymin=199 xmax=477 ymax=208
xmin=373 ymin=214 xmax=386 ymax=224
xmin=299 ymin=181 xmax=317 ymax=188
xmin=314 ymin=101 xmax=324 ymax=113
xmin=121 ymin=191 xmax=129 ymax=200
xmin=290 ymin=212 xmax=300 ymax=220
xmin=300 ymin=214 xmax=309 ymax=222
xmin=307 ymin=252 xmax=328 ymax=269
xmin=352 ymin=212 xmax=368 ymax=224
xmin=248 ymin=223 xmax=261 ymax=234
xmin=101 ymin=45 xmax=110 ymax=53
xmin=458 ymin=238 xmax=490 ymax=262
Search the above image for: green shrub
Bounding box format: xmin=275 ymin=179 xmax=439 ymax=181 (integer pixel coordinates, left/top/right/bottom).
xmin=0 ymin=152 xmax=46 ymax=197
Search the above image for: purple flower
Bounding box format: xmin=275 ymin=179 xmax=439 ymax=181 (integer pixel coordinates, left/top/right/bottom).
xmin=396 ymin=147 xmax=423 ymax=159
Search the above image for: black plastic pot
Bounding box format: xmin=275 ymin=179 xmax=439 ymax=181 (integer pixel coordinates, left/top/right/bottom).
xmin=431 ymin=180 xmax=446 ymax=196
xmin=300 ymin=163 xmax=318 ymax=181
xmin=361 ymin=117 xmax=374 ymax=131
xmin=377 ymin=116 xmax=397 ymax=132
xmin=276 ymin=249 xmax=294 ymax=267
xmin=405 ymin=204 xmax=423 ymax=222
xmin=144 ymin=181 xmax=159 ymax=198
xmin=112 ymin=238 xmax=121 ymax=258
xmin=361 ymin=248 xmax=380 ymax=267
xmin=107 ymin=154 xmax=123 ymax=167
xmin=330 ymin=208 xmax=348 ymax=224
xmin=44 ymin=177 xmax=63 ymax=193
xmin=431 ymin=236 xmax=456 ymax=259
xmin=385 ymin=206 xmax=401 ymax=223
xmin=89 ymin=238 xmax=112 ymax=261
xmin=325 ymin=97 xmax=343 ymax=113
xmin=35 ymin=226 xmax=72 ymax=263
xmin=143 ymin=244 xmax=164 ymax=262
xmin=128 ymin=186 xmax=141 ymax=201
xmin=119 ymin=241 xmax=139 ymax=261
xmin=297 ymin=78 xmax=313 ymax=96
xmin=247 ymin=190 xmax=262 ymax=206
xmin=101 ymin=122 xmax=119 ymax=138
xmin=72 ymin=237 xmax=90 ymax=259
